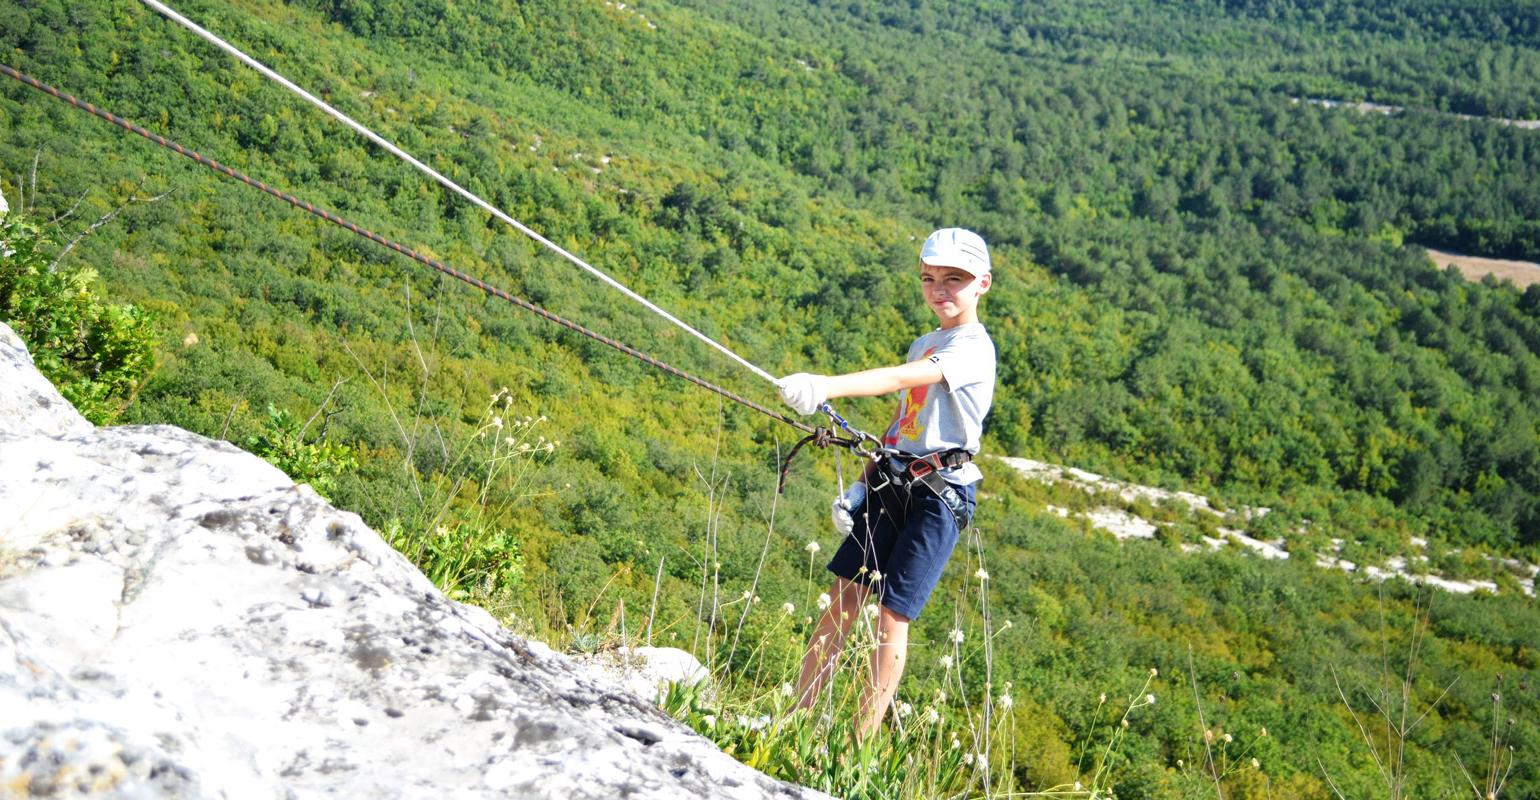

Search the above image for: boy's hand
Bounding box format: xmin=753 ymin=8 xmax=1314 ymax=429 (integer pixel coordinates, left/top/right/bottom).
xmin=831 ymin=482 xmax=867 ymax=535
xmin=776 ymin=373 xmax=830 ymax=415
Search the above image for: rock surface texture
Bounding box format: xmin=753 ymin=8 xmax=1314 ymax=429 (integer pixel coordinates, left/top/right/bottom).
xmin=0 ymin=322 xmax=825 ymax=799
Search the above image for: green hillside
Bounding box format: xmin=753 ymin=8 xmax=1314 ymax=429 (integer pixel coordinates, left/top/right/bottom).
xmin=3 ymin=0 xmax=1537 ymax=797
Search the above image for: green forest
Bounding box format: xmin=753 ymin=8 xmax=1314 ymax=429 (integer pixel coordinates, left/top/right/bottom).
xmin=2 ymin=0 xmax=1537 ymax=797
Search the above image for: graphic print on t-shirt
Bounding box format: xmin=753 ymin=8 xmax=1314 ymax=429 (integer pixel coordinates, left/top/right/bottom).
xmin=885 ymin=347 xmax=936 ymax=445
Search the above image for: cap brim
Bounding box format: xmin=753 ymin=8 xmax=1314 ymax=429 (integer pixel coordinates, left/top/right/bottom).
xmin=921 ymin=258 xmax=987 ymax=276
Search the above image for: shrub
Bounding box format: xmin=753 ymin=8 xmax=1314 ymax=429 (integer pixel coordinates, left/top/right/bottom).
xmin=0 ymin=214 xmax=156 ymax=424
xmin=246 ymin=402 xmax=358 ymax=500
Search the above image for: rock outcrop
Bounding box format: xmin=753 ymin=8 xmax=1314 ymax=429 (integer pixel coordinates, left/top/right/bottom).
xmin=0 ymin=322 xmax=824 ymax=799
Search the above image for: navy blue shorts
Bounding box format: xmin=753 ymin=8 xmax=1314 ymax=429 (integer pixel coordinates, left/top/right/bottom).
xmin=826 ymin=480 xmax=977 ymax=621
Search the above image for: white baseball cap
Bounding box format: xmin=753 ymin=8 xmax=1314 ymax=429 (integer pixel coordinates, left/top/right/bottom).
xmin=920 ymin=228 xmax=990 ymax=276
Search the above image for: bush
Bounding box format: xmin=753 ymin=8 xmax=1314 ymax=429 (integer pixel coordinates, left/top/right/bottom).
xmin=0 ymin=214 xmax=156 ymax=424
xmin=246 ymin=402 xmax=358 ymax=500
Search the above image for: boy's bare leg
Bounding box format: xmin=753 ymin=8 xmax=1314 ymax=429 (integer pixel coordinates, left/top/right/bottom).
xmin=793 ymin=577 xmax=868 ymax=709
xmin=856 ymin=604 xmax=910 ymax=739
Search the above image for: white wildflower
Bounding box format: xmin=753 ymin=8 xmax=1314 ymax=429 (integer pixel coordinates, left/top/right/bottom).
xmin=805 ymin=540 xmax=821 ymax=554
xmin=1150 ymin=667 xmax=1159 ymax=677
xmin=782 ymin=602 xmax=796 ymax=615
xmin=781 ymin=683 xmax=794 ymax=698
xmin=924 ymin=706 xmax=940 ymax=724
xmin=939 ymin=655 xmax=954 ymax=670
xmin=997 ymin=694 xmax=1013 ymax=711
xmin=949 ymin=629 xmax=965 ymax=644
xmin=897 ymin=701 xmax=913 ymax=718
xmin=1251 ymin=758 xmax=1260 ymax=769
xmin=491 ymin=416 xmax=503 ymax=429
xmin=1146 ymin=693 xmax=1156 ymax=705
xmin=974 ymin=567 xmax=989 ymax=581
xmin=863 ymin=603 xmax=879 ymax=619
xmin=702 ymin=715 xmax=717 ymax=728
xmin=869 ymin=570 xmax=883 ymax=583
xmin=817 ymin=593 xmax=831 ymax=611
xmin=741 ymin=590 xmax=752 ymax=601
xmin=1223 ymin=733 xmax=1234 ymax=743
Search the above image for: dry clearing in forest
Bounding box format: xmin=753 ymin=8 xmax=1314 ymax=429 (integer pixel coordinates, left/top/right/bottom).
xmin=1426 ymin=247 xmax=1540 ymax=289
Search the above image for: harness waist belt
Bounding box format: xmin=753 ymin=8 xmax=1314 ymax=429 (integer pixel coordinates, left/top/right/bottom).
xmin=878 ymin=449 xmax=975 ymax=528
xmin=883 ymin=449 xmax=972 ymax=483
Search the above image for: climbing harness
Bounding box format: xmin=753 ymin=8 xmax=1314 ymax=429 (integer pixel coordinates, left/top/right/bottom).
xmin=871 ymin=448 xmax=975 ymax=529
xmin=0 ymin=62 xmax=880 ymax=486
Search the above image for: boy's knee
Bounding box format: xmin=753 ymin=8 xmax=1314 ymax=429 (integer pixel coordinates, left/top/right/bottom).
xmin=833 ymin=577 xmax=867 ymax=604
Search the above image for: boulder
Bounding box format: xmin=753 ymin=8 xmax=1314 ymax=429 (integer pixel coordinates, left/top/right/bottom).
xmin=0 ymin=321 xmax=826 ymax=800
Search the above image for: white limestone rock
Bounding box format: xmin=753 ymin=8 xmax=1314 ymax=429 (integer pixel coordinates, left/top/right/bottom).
xmin=0 ymin=322 xmax=826 ymax=800
xmin=576 ymin=646 xmax=711 ymax=704
xmin=0 ymin=323 xmax=92 ymax=439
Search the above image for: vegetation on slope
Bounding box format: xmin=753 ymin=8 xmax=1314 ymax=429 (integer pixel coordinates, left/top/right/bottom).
xmin=3 ymin=0 xmax=1537 ymax=796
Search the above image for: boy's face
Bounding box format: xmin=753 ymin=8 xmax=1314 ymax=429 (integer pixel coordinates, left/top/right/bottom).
xmin=920 ymin=262 xmax=991 ymax=328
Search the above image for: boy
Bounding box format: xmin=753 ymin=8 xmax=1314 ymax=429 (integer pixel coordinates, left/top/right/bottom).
xmin=776 ymin=227 xmax=996 ymax=738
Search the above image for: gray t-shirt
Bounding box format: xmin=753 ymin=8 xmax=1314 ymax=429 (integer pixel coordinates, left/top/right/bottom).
xmin=882 ymin=322 xmax=996 ymax=485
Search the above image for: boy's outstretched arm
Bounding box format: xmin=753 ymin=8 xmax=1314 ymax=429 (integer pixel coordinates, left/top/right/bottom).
xmin=778 ymin=360 xmax=943 ymax=415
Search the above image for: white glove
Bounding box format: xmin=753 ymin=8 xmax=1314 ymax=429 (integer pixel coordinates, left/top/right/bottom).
xmin=776 ymin=373 xmax=830 ymax=416
xmin=831 ymin=482 xmax=867 ymax=536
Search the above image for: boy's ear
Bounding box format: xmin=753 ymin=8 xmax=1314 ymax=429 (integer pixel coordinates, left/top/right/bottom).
xmin=976 ymin=273 xmax=992 ymax=293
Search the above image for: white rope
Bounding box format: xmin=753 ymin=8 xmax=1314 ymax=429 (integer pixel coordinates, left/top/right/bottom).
xmin=138 ymin=0 xmax=778 ymax=385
